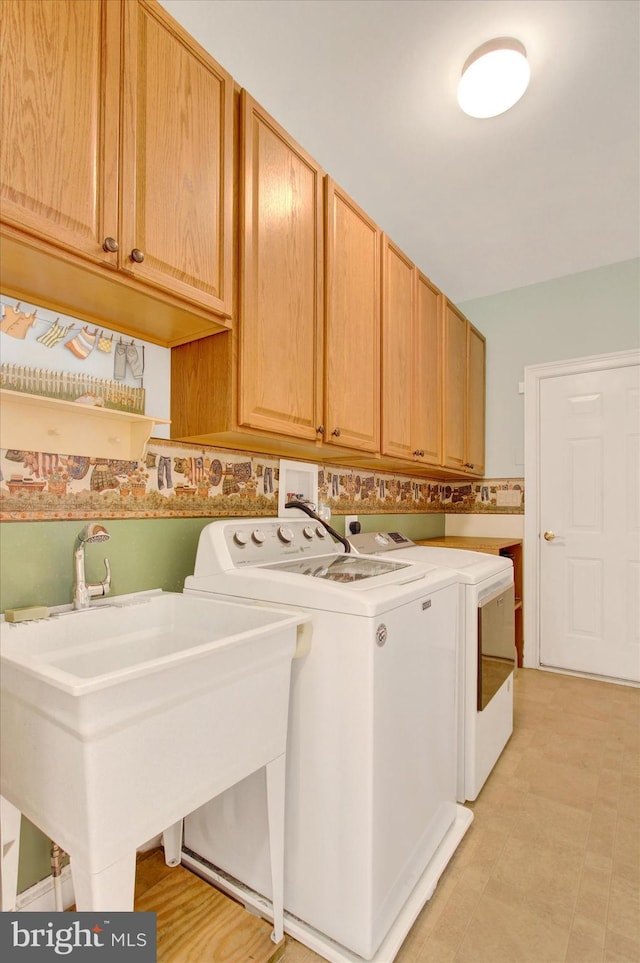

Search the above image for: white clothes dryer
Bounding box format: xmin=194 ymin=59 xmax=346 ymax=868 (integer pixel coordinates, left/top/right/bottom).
xmin=181 ymin=518 xmax=472 ymax=963
xmin=349 ymin=531 xmax=515 ymax=803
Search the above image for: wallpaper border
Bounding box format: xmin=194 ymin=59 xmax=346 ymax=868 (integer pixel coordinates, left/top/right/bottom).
xmin=1 ymin=437 xmax=523 ymax=521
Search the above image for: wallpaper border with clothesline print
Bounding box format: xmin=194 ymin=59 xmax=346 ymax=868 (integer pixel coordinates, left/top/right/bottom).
xmin=0 ymin=436 xmax=524 ymax=521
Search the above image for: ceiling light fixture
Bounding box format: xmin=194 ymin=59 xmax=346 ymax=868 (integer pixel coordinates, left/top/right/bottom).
xmin=457 ymin=37 xmax=530 ymax=119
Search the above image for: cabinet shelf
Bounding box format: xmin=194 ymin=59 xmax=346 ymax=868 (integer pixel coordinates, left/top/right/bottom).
xmin=0 ymin=389 xmax=169 ymax=461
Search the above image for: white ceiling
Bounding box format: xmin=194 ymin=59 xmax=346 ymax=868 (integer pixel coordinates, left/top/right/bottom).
xmin=159 ymin=0 xmax=640 ymax=303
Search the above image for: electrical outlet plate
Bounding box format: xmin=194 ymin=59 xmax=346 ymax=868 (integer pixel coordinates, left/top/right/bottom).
xmin=344 ymin=515 xmax=358 ymax=534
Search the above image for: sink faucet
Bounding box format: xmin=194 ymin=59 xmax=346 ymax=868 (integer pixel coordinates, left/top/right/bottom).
xmin=73 ymin=522 xmax=112 ymax=610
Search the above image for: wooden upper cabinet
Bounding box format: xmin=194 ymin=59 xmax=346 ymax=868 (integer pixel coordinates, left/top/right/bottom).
xmin=237 ymin=92 xmax=324 ymax=441
xmin=381 ymin=238 xmax=442 ymax=466
xmin=0 ymin=0 xmax=234 ymax=344
xmin=325 ymin=179 xmax=380 ymax=453
xmin=466 ymin=322 xmax=486 ymax=476
xmin=442 ymin=299 xmax=469 ymax=472
xmin=442 ymin=299 xmax=485 ymax=475
xmin=120 ymin=0 xmax=233 ymax=316
xmin=0 ymin=0 xmax=120 ymax=262
xmin=413 ymin=271 xmax=442 ymax=465
xmin=381 ymin=236 xmax=415 ymax=460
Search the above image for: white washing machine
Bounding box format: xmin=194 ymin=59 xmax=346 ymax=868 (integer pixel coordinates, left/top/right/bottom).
xmin=181 ymin=518 xmax=472 ymax=963
xmin=349 ymin=531 xmax=515 ymax=803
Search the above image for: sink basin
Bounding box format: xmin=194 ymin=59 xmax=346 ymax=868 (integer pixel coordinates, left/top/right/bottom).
xmin=1 ymin=591 xmax=306 ymax=694
xmin=0 ymin=591 xmax=309 ymax=911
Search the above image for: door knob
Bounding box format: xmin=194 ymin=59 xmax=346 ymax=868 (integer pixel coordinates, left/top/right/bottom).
xmin=543 ymin=530 xmax=556 ymax=541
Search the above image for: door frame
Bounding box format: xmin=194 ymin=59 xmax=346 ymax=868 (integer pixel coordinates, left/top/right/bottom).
xmin=523 ymin=348 xmax=640 ymax=670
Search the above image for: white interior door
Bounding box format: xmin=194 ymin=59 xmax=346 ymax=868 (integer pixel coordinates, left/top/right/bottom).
xmin=536 ymin=360 xmax=640 ymax=682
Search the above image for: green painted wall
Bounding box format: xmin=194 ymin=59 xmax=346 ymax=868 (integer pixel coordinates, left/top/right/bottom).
xmin=1 ymin=518 xmax=212 ymax=612
xmin=1 ymin=510 xmax=445 ymax=894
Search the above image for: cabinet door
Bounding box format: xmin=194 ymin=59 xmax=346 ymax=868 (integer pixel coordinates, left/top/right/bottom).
xmin=325 ymin=180 xmax=380 ymax=452
xmin=466 ymin=323 xmax=486 ymax=475
xmin=414 ymin=272 xmax=442 ymax=465
xmin=381 ymin=236 xmax=415 ymax=459
xmin=1 ymin=0 xmax=120 ymax=263
xmin=119 ymin=0 xmax=233 ymax=316
xmin=442 ymin=299 xmax=467 ymax=471
xmin=238 ymin=93 xmax=324 ymax=440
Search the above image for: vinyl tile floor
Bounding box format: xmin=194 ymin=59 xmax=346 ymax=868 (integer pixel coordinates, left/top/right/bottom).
xmin=282 ymin=668 xmax=640 ymax=963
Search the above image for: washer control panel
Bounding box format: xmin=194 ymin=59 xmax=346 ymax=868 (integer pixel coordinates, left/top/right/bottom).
xmin=224 ymin=518 xmax=337 ymax=566
xmin=348 ymin=531 xmax=416 ymax=555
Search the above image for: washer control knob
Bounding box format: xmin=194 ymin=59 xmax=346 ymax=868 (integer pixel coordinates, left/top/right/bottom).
xmin=315 ymin=526 xmax=327 ymax=538
xmin=252 ymin=529 xmax=266 ymax=544
xmin=278 ymin=525 xmax=294 ymax=543
xmin=375 ymin=533 xmax=389 ymax=545
xmin=302 ymin=525 xmax=315 ymax=540
xmin=233 ymin=530 xmax=249 ymax=546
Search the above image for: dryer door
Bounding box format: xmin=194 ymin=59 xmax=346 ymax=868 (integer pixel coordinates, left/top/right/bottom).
xmin=477 ymin=585 xmax=515 ymax=710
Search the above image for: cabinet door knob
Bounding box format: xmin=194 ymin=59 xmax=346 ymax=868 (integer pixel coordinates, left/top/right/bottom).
xmin=316 ymin=425 xmax=325 ymax=435
xmin=102 ymin=236 xmax=119 ymax=253
xmin=464 ymin=462 xmax=475 ymax=469
xmin=130 ymin=248 xmax=145 ymax=263
xmin=413 ymin=449 xmax=425 ymax=457
xmin=331 ymin=427 xmax=341 ymax=437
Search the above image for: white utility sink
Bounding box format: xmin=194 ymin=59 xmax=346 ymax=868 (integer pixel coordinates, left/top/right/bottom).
xmin=0 ymin=591 xmax=309 ymax=929
xmin=1 ymin=591 xmax=306 ymax=696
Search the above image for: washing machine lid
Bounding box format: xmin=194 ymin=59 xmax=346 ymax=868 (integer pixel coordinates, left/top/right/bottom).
xmin=185 ymin=562 xmax=456 ymax=616
xmin=262 ymin=554 xmax=408 ymax=582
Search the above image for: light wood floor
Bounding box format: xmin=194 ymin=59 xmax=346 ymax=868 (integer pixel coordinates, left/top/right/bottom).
xmin=142 ymin=668 xmax=639 ymax=963
xmin=134 ymin=848 xmax=283 ymax=963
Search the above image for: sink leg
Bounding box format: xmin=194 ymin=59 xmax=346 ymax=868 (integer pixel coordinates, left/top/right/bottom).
xmin=266 ymin=754 xmax=286 ymax=945
xmin=71 ymin=852 xmax=136 ymax=911
xmin=162 ymin=820 xmax=183 ymax=867
xmin=0 ymin=796 xmax=21 ymax=911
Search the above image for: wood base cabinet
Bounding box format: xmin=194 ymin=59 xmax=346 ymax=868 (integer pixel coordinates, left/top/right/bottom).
xmin=442 ymin=299 xmax=486 ymax=476
xmin=1 ymin=0 xmax=233 ymax=346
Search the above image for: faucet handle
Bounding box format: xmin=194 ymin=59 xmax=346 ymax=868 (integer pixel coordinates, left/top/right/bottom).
xmin=88 ymin=557 xmax=111 ymax=599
